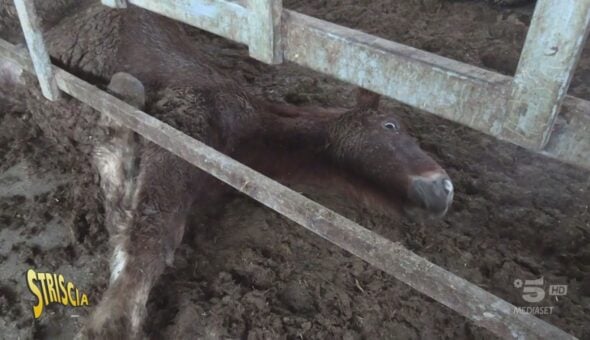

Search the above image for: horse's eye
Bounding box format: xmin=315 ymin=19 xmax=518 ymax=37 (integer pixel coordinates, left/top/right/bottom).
xmin=383 ymin=122 xmax=398 ymax=131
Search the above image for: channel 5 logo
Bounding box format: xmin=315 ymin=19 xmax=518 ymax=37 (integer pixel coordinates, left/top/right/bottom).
xmin=513 ymin=277 xmax=568 ymax=303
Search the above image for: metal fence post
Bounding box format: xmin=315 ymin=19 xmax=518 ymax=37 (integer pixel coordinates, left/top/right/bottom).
xmin=501 ymin=0 xmax=590 ymax=150
xmin=13 ymin=0 xmax=60 ymax=101
xmin=248 ymin=0 xmax=283 ymax=64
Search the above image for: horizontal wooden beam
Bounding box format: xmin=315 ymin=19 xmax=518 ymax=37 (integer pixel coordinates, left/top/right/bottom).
xmin=128 ymin=0 xmax=249 ymax=45
xmin=0 ymin=38 xmax=577 ymax=340
xmin=283 ymin=10 xmax=511 ymax=137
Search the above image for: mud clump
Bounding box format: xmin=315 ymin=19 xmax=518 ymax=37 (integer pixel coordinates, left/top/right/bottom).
xmin=279 ymin=281 xmax=317 ymax=314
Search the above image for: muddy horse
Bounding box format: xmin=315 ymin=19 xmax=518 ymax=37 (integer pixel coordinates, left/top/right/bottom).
xmin=7 ymin=2 xmax=453 ymax=338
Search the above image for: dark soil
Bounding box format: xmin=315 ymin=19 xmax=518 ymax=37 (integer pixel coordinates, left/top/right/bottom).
xmin=1 ymin=0 xmax=589 ymax=339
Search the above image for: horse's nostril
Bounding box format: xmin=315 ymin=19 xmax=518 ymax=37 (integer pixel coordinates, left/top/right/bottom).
xmin=408 ymin=173 xmax=453 ymax=216
xmin=443 ymin=179 xmax=453 ymax=195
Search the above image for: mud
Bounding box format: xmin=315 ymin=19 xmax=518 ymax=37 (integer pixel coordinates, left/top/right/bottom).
xmin=1 ymin=0 xmax=589 ymax=339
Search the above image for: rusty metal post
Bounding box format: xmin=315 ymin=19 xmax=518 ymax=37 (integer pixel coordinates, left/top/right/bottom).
xmin=13 ymin=0 xmax=59 ymax=101
xmin=101 ymin=0 xmax=128 ymax=9
xmin=248 ymin=0 xmax=283 ymax=64
xmin=501 ymin=0 xmax=590 ymax=150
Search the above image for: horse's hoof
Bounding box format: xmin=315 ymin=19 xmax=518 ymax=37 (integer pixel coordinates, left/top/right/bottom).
xmin=107 ymin=72 xmax=146 ymax=109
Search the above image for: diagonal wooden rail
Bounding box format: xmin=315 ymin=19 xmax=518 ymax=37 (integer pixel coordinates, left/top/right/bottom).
xmin=0 ymin=38 xmax=577 ymax=340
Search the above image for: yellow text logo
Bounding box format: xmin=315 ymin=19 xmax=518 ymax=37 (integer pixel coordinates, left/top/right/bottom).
xmin=26 ymin=269 xmax=89 ymax=319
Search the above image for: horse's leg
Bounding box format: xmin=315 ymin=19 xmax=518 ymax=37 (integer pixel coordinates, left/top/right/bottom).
xmin=84 ymin=147 xmax=197 ymax=339
xmin=93 ymin=73 xmax=144 ymax=240
xmin=81 ymin=73 xmax=197 ymax=339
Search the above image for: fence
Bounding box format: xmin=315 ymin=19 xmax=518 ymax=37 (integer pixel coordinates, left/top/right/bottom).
xmin=2 ymin=0 xmax=588 ymax=338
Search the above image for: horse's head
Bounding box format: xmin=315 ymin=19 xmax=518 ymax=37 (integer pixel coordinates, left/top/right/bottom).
xmin=326 ymin=90 xmax=453 ymax=217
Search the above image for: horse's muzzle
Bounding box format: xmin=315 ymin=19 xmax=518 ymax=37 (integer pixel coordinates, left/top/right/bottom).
xmin=408 ymin=172 xmax=454 ymax=216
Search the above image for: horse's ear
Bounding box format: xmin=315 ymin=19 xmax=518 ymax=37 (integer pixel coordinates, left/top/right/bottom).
xmin=356 ymin=88 xmax=380 ymax=110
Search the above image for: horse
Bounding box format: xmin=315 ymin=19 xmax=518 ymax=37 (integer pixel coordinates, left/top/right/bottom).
xmin=4 ymin=2 xmax=453 ymax=338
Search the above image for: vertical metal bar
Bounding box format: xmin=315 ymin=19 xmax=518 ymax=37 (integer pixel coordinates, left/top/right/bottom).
xmin=101 ymin=0 xmax=128 ymax=9
xmin=13 ymin=0 xmax=60 ymax=101
xmin=501 ymin=0 xmax=590 ymax=150
xmin=248 ymin=0 xmax=283 ymax=64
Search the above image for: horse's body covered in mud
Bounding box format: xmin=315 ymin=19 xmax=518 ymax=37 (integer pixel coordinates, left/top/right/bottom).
xmin=7 ymin=2 xmax=453 ymax=338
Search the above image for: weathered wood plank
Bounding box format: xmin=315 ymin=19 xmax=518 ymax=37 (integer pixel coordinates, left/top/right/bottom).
xmin=248 ymin=0 xmax=283 ymax=64
xmin=128 ymin=0 xmax=249 ymax=44
xmin=502 ymin=0 xmax=590 ymax=149
xmin=543 ymin=96 xmax=590 ymax=166
xmin=0 ymin=38 xmax=578 ymax=340
xmin=282 ymin=10 xmax=512 ymax=140
xmin=13 ymin=0 xmax=59 ymax=101
xmin=101 ymin=0 xmax=128 ymax=9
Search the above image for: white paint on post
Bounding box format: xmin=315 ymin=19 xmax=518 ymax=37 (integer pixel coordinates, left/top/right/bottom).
xmin=13 ymin=0 xmax=59 ymax=101
xmin=502 ymin=0 xmax=590 ymax=150
xmin=248 ymin=0 xmax=283 ymax=64
xmin=101 ymin=0 xmax=128 ymax=9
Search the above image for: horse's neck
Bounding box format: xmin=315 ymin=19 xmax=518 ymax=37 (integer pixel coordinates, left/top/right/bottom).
xmin=260 ymin=113 xmax=331 ymax=148
xmin=232 ymin=105 xmax=403 ymax=217
xmin=232 ymin=102 xmax=334 ymax=178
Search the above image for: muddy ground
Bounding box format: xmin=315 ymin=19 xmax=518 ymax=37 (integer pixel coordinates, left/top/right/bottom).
xmin=1 ymin=0 xmax=589 ymax=339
